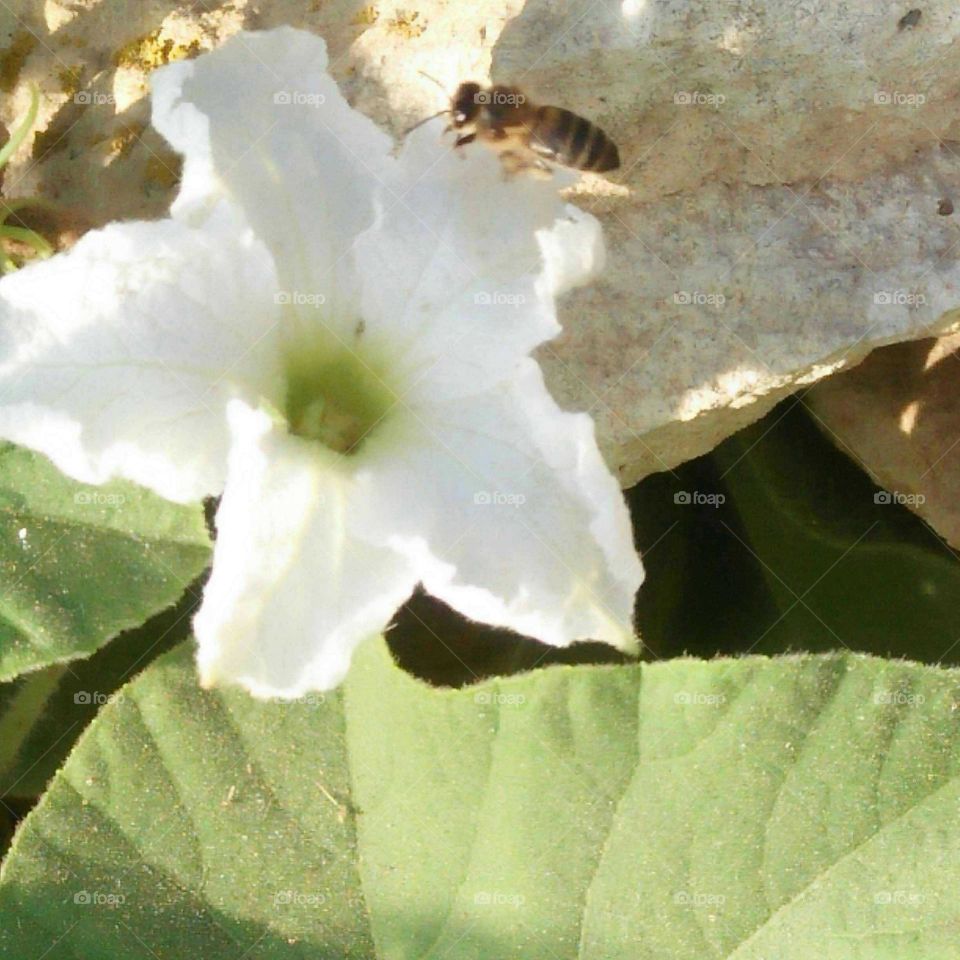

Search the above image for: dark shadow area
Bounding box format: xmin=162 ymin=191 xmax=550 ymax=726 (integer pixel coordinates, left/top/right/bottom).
xmin=627 ymin=441 xmax=780 ymax=661
xmin=712 ymin=394 xmax=960 ymax=664
xmin=0 ymin=794 xmax=30 ymax=859
xmin=388 ymin=588 xmax=630 ymax=689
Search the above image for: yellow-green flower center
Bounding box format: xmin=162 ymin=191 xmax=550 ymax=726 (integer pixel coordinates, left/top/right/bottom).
xmin=284 ymin=340 xmax=396 ymax=456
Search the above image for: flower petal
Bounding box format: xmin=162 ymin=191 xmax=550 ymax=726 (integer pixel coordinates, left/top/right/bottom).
xmin=151 ymin=27 xmax=394 ymax=320
xmin=351 ymin=358 xmax=643 ymax=651
xmin=538 ymin=202 xmax=606 ymax=298
xmin=0 ymin=214 xmax=283 ymax=503
xmin=352 ymin=122 xmax=606 ymax=400
xmin=194 ymin=401 xmax=419 ymax=697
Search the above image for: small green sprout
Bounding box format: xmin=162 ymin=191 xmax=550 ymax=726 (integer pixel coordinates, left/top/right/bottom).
xmin=0 ymin=84 xmax=56 ymax=274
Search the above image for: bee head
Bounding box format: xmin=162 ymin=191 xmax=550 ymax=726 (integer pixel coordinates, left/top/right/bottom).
xmin=451 ymin=82 xmax=483 ymax=127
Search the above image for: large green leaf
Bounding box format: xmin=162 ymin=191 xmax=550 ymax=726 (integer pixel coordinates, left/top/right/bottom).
xmin=0 ymin=443 xmax=211 ymax=680
xmin=2 ymin=639 xmax=958 ymax=958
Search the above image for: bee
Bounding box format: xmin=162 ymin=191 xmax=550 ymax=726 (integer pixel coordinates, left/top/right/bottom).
xmin=408 ymin=79 xmax=620 ymax=176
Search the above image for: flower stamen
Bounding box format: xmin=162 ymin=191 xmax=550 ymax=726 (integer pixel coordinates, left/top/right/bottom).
xmin=284 ymin=339 xmax=395 ymax=455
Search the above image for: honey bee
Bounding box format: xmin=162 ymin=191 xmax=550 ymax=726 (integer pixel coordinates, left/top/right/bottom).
xmin=408 ymin=79 xmax=620 ymax=176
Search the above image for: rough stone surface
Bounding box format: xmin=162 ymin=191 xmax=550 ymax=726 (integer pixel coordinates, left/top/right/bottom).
xmin=808 ymin=334 xmax=960 ymax=551
xmin=3 ymin=0 xmax=960 ymax=485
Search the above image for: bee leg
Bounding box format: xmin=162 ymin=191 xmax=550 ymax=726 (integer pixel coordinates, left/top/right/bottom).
xmin=498 ymin=151 xmax=527 ymax=179
xmin=451 ymin=132 xmax=476 ymax=161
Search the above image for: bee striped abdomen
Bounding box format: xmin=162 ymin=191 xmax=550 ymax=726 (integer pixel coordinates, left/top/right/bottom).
xmin=532 ymin=106 xmax=620 ymax=172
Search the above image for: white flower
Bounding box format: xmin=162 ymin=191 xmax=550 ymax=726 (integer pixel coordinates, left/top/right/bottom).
xmin=0 ymin=28 xmax=643 ymax=697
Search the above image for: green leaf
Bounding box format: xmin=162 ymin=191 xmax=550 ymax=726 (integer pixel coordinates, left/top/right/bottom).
xmin=0 ymin=83 xmax=38 ymax=171
xmin=0 ymin=591 xmax=199 ymax=800
xmin=0 ymin=443 xmax=211 ymax=680
xmin=2 ymin=639 xmax=959 ymax=958
xmin=0 ymin=223 xmax=54 ymax=264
